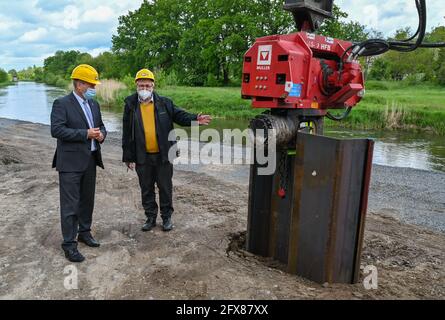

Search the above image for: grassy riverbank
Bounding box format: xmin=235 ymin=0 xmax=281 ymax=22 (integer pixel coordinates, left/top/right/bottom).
xmin=95 ymin=81 xmax=260 ymax=119
xmin=0 ymin=81 xmax=14 ymax=88
xmin=339 ymin=81 xmax=445 ymax=135
xmin=46 ymin=79 xmax=445 ymax=135
xmin=156 ymin=81 xmax=445 ymax=134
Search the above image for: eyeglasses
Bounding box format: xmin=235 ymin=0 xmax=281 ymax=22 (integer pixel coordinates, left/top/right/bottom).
xmin=137 ymin=84 xmax=154 ymax=89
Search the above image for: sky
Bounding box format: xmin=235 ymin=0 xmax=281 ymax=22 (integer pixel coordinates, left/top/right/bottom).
xmin=0 ymin=0 xmax=144 ymax=71
xmin=337 ymin=0 xmax=444 ymax=37
xmin=1 ymin=0 xmax=444 ymax=71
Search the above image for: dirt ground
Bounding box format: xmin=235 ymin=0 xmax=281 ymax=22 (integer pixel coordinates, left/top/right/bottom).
xmin=0 ymin=118 xmax=443 ymax=300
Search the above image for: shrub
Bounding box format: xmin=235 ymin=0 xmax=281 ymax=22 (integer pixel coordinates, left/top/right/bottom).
xmin=0 ymin=68 xmax=8 ymax=83
xmin=164 ymin=70 xmax=180 ymax=87
xmin=204 ymin=73 xmax=220 ymax=87
xmin=121 ymin=74 xmax=135 ymax=90
xmin=403 ymin=74 xmax=425 ymax=86
xmin=55 ymin=77 xmax=69 ymax=89
xmin=44 ymin=72 xmax=57 ymax=85
xmin=96 ymin=79 xmax=126 ymax=106
xmin=365 ymin=80 xmax=389 ymax=90
xmin=368 ymin=58 xmax=390 ymax=80
xmin=228 ymin=76 xmax=242 ymax=87
xmin=437 ymin=65 xmax=445 ymax=86
xmin=153 ymin=69 xmax=167 ymax=88
xmin=153 ymin=69 xmax=181 ymax=88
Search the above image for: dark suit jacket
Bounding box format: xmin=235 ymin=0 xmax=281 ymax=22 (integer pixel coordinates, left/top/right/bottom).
xmin=51 ymin=92 xmax=107 ymax=172
xmin=122 ymin=92 xmax=197 ymax=165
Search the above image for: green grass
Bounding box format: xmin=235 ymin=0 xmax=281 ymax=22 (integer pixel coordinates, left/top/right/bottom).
xmin=158 ymin=86 xmax=264 ymax=119
xmin=101 ymin=81 xmax=445 ymax=135
xmin=104 ymin=86 xmax=263 ymax=120
xmin=335 ymin=81 xmax=445 ymax=134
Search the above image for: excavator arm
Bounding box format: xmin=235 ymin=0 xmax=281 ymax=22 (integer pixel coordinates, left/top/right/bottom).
xmin=283 ymin=0 xmax=334 ymax=31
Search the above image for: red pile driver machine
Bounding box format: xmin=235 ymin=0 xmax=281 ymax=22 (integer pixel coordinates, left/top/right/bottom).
xmin=241 ymin=0 xmax=442 ymax=284
xmin=242 ymin=0 xmax=371 ymax=284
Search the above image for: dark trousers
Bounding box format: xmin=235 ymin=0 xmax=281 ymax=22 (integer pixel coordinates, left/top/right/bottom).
xmin=136 ymin=153 xmax=173 ymax=221
xmin=58 ymin=153 xmax=97 ymax=251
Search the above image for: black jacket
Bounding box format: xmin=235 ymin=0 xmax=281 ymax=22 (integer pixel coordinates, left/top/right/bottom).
xmin=122 ymin=92 xmax=197 ymax=165
xmin=51 ymin=92 xmax=107 ymax=172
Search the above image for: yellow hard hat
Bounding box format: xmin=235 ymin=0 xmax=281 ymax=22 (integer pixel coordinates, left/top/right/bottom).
xmin=135 ymin=69 xmax=155 ymax=82
xmin=71 ymin=64 xmax=101 ymax=85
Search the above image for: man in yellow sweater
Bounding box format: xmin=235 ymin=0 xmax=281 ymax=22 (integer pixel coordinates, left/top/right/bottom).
xmin=140 ymin=92 xmax=160 ymax=154
xmin=122 ymin=69 xmax=211 ymax=231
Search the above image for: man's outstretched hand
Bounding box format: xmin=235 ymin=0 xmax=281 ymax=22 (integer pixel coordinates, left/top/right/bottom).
xmin=197 ymin=114 xmax=212 ymax=126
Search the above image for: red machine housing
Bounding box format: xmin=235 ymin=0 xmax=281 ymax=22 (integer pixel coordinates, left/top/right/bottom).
xmin=241 ymin=32 xmax=365 ymax=111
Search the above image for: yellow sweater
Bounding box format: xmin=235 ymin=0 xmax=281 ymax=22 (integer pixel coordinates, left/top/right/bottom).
xmin=140 ymin=101 xmax=160 ymax=153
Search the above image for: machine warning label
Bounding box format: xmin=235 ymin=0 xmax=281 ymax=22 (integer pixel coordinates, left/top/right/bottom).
xmin=257 ymin=45 xmax=272 ymax=66
xmin=288 ymin=83 xmax=302 ymax=97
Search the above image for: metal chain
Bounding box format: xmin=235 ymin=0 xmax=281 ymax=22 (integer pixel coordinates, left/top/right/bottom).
xmin=278 ymin=150 xmax=288 ymax=198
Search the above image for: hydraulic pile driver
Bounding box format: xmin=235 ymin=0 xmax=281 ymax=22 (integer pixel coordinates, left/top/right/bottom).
xmin=242 ymin=0 xmax=443 ymax=284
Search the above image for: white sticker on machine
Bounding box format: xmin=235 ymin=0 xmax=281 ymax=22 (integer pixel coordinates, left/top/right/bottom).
xmin=285 ymin=81 xmax=293 ymax=93
xmin=307 ymin=33 xmax=316 ymax=40
xmin=257 ymin=45 xmax=272 ymax=66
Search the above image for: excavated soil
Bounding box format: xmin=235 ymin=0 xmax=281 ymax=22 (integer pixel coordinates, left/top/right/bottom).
xmin=0 ymin=118 xmax=443 ymax=299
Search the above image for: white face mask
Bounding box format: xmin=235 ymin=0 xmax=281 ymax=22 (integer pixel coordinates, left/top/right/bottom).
xmin=138 ymin=90 xmax=152 ymax=101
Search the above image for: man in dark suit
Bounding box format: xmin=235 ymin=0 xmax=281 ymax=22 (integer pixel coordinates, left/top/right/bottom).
xmin=122 ymin=69 xmax=211 ymax=232
xmin=51 ymin=64 xmax=107 ymax=263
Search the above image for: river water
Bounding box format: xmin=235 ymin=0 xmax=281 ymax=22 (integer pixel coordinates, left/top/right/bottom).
xmin=1 ymin=81 xmax=444 ymax=173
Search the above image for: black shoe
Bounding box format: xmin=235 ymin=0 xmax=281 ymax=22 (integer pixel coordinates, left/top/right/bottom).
xmin=162 ymin=218 xmax=173 ymax=232
xmin=64 ymin=248 xmax=85 ymax=263
xmin=78 ymin=234 xmax=100 ymax=247
xmin=142 ymin=218 xmax=157 ymax=232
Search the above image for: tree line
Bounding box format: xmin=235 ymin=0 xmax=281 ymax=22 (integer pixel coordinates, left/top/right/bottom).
xmin=0 ymin=69 xmax=9 ymax=84
xmin=12 ymin=0 xmax=445 ymax=87
xmin=111 ymin=0 xmax=369 ymax=86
